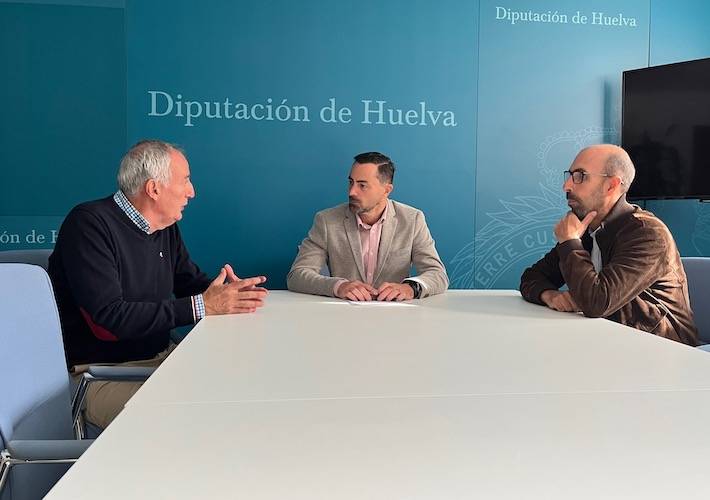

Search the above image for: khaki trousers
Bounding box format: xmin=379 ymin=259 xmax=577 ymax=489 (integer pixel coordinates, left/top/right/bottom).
xmin=71 ymin=344 xmax=176 ymax=429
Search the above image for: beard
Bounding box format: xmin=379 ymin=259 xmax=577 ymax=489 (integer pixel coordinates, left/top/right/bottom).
xmin=567 ymin=191 xmax=603 ymax=220
xmin=349 ymin=197 xmax=377 ymax=214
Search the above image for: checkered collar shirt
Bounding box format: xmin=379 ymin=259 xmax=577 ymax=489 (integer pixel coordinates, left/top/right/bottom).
xmin=113 ymin=190 xmax=151 ymax=234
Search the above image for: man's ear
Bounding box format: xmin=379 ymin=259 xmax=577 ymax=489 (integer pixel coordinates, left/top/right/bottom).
xmin=145 ymin=179 xmax=160 ymax=201
xmin=385 ymin=183 xmax=394 ymax=196
xmin=607 ymin=176 xmax=622 ymax=194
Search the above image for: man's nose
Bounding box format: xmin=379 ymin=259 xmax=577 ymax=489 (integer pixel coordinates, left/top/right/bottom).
xmin=563 ymin=176 xmax=573 ymax=192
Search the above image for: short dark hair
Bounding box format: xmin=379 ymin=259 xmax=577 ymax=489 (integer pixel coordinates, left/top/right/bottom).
xmin=353 ymin=151 xmax=395 ymax=184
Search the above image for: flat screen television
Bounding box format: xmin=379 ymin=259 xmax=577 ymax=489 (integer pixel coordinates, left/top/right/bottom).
xmin=622 ymin=57 xmax=710 ymax=200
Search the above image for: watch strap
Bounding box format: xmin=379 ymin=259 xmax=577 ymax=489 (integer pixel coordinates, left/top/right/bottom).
xmin=404 ymin=280 xmax=422 ymax=299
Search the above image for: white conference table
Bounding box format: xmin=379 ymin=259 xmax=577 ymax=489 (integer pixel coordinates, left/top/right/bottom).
xmin=47 ymin=290 xmax=710 ymax=499
xmin=127 ymin=290 xmax=710 ymax=406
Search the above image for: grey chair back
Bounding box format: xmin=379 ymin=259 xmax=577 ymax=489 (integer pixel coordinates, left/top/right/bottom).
xmin=682 ymin=257 xmax=710 ymax=345
xmin=0 ymin=263 xmax=74 ymax=500
xmin=0 ymin=249 xmax=52 ymax=270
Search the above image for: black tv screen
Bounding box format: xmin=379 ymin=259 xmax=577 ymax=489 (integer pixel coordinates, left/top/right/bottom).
xmin=622 ymin=57 xmax=710 ymax=200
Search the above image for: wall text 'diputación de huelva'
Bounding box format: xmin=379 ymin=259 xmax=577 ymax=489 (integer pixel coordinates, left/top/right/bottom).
xmin=147 ymin=92 xmax=458 ymax=128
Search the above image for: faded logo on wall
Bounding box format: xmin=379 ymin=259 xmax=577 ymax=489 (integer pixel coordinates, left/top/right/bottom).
xmin=451 ymin=126 xmax=615 ymax=289
xmin=693 ymin=204 xmax=710 ymax=255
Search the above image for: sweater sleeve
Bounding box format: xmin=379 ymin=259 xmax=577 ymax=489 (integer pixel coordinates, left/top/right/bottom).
xmin=171 ymin=224 xmax=212 ymax=298
xmin=58 ymin=209 xmax=196 ymax=341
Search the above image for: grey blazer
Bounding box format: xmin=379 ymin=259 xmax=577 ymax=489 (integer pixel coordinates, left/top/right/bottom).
xmin=287 ymin=199 xmax=448 ymax=297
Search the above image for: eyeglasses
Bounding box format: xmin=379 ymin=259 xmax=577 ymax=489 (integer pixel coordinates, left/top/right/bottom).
xmin=563 ymin=170 xmax=622 ymax=185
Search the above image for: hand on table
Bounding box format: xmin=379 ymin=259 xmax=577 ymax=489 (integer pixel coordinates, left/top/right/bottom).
xmin=204 ymin=264 xmax=268 ymax=314
xmin=376 ymin=282 xmax=414 ymax=301
xmin=540 ymin=290 xmax=580 ymax=313
xmin=335 ymin=280 xmax=378 ymax=301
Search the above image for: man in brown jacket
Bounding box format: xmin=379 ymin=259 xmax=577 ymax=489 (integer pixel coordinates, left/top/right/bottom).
xmin=520 ymin=144 xmax=698 ymax=345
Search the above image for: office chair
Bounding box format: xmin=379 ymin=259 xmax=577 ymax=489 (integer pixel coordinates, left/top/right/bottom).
xmin=0 ymin=263 xmax=153 ymax=499
xmin=681 ymin=257 xmax=710 ymax=351
xmin=0 ymin=249 xmax=52 ymax=270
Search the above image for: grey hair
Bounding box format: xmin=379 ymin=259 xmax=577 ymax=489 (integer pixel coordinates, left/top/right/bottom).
xmin=117 ymin=140 xmax=183 ymax=196
xmin=605 ymin=149 xmax=636 ymax=193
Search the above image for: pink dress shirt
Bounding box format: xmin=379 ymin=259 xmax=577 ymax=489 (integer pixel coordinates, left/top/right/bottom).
xmin=333 ymin=203 xmax=389 ymax=295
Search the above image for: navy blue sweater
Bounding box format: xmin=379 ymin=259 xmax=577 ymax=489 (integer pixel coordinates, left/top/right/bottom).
xmin=49 ymin=196 xmax=211 ymax=367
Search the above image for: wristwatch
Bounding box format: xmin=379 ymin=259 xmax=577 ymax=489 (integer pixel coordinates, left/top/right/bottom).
xmin=404 ymin=280 xmax=422 ymax=299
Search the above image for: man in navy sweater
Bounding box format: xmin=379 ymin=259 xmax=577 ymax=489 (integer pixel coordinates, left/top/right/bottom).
xmin=49 ymin=140 xmax=268 ymax=428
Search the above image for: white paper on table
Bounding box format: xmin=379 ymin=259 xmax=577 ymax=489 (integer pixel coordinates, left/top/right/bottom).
xmin=347 ymin=300 xmax=417 ymax=307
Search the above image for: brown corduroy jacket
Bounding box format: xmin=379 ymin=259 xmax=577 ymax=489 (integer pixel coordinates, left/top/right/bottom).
xmin=520 ymin=197 xmax=698 ymax=346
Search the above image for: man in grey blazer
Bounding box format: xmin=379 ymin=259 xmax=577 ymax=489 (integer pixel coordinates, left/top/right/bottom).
xmin=287 ymin=152 xmax=448 ymax=301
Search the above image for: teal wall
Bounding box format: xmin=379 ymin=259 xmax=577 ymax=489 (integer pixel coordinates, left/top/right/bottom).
xmin=1 ymin=0 xmax=709 ymax=289
xmin=125 ymin=0 xmax=477 ymax=286
xmin=461 ymin=0 xmax=649 ymax=288
xmin=0 ymin=0 xmax=126 ymax=246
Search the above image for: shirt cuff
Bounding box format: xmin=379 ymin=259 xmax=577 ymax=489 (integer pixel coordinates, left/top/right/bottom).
xmin=192 ymin=293 xmax=206 ymax=323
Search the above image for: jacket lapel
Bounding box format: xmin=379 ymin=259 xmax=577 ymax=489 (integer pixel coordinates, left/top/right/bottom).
xmin=374 ymin=200 xmax=397 ymax=284
xmin=595 ymin=197 xmax=635 ymax=266
xmin=343 ymin=206 xmax=366 ymax=281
